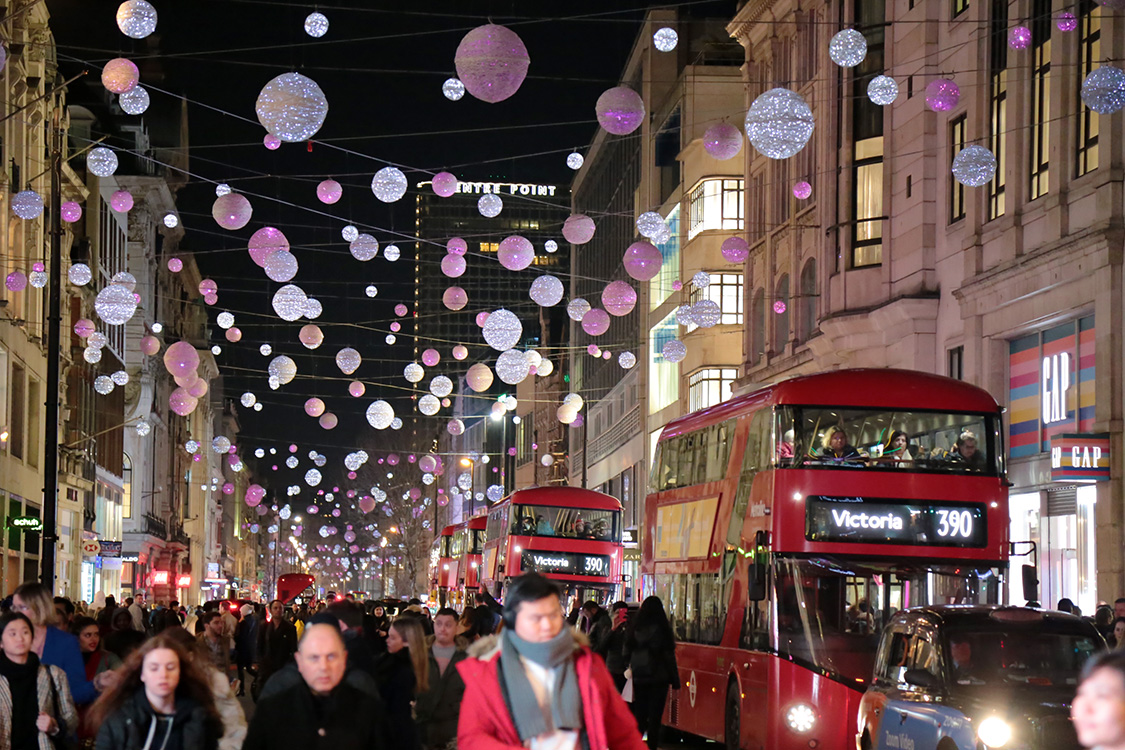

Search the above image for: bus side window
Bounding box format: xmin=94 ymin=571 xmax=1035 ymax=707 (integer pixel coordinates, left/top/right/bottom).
xmin=739 ymin=570 xmax=770 ymax=651
xmin=727 ymin=409 xmax=770 ymax=547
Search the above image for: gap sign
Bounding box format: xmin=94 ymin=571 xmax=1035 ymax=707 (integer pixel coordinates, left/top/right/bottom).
xmin=1051 ymin=433 xmax=1110 ymax=482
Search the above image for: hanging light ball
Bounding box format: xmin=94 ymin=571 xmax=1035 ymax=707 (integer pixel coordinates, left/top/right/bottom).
xmin=703 ymin=122 xmax=743 ymax=160
xmin=116 ymin=1 xmax=157 ymax=38
xmin=431 ymin=172 xmax=458 ymax=197
xmin=263 ymin=134 xmax=281 ymax=150
xmin=404 ymin=363 xmax=425 ymax=383
xmin=74 ymin=319 xmax=96 ymax=339
xmin=442 ymin=78 xmax=466 ymax=101
xmin=566 ymin=152 xmax=584 ymax=170
xmin=298 ymin=324 xmax=323 ymax=349
xmin=87 ymin=147 xmax=119 ymax=177
xmin=562 ymin=214 xmax=596 ymax=244
xmin=478 ymin=194 xmax=503 ymax=217
xmin=447 ymin=237 xmax=468 ymax=255
xmin=394 ymin=303 xmax=408 ymax=317
xmin=366 ymin=400 xmax=395 ymax=429
xmin=304 ymin=397 xmax=326 ymax=418
xmin=225 ymin=327 xmax=242 ymax=343
xmin=447 ymin=418 xmax=465 ymax=436
xmin=212 ymin=193 xmax=253 ymax=230
xmin=418 ymin=394 xmax=441 ymax=415
xmin=581 ymin=309 xmax=611 ymax=336
xmin=454 ymin=24 xmax=530 ymax=103
xmin=110 ymin=190 xmax=134 ymax=212
xmin=268 ymin=355 xmax=298 ymax=385
xmin=496 ymin=349 xmax=530 ymax=384
xmin=1081 ymin=66 xmax=1125 ymax=114
xmin=653 ymin=26 xmax=679 ymax=52
xmin=304 ymin=12 xmax=329 ymax=37
xmin=622 ymin=241 xmax=663 ymax=281
xmin=26 ymin=268 xmax=44 ymax=289
xmin=867 ymin=75 xmax=899 ymax=105
xmin=557 ymin=404 xmax=578 ymax=425
xmin=371 ymin=166 xmax=408 ymax=203
xmin=94 ymin=376 xmax=116 ymax=396
xmin=566 ymin=298 xmax=591 ymax=322
xmin=793 ymin=181 xmax=813 ymax=200
xmin=693 ymin=299 xmax=722 ymax=328
xmin=636 ymin=211 xmax=666 ymax=238
xmin=385 ymin=334 xmax=397 ymax=345
xmin=693 ymin=271 xmax=712 ymax=289
xmin=442 ymin=286 xmax=468 ymax=310
xmin=101 ymin=58 xmax=140 ymax=93
xmin=342 ymin=225 xmax=359 ymax=242
xmin=720 ymin=236 xmax=750 ymax=263
xmin=466 ymin=363 xmax=494 ymax=392
xmin=662 ymin=340 xmax=688 ymax=363
xmin=119 ymin=85 xmax=150 ymax=115
xmin=422 ymin=349 xmax=441 ymax=366
xmin=1056 ymin=11 xmax=1078 ymax=31
xmin=216 ymin=311 xmax=235 ymax=330
xmin=68 ymin=263 xmax=92 ymax=286
xmin=320 ymin=412 xmax=339 ymax=431
xmin=498 ymin=235 xmax=534 ymax=270
xmin=679 ymin=303 xmax=698 ymax=327
xmin=453 ymin=345 xmax=469 ymax=360
xmin=168 ymin=388 xmax=198 ymax=416
xmin=263 ymin=249 xmax=298 ymax=282
xmin=163 ymin=213 xmax=179 ymax=228
xmin=483 ymin=308 xmax=523 ymax=351
xmin=365 ymin=285 xmax=378 ymax=298
xmin=316 ymin=179 xmax=342 ymax=204
xmin=951 ymin=145 xmax=997 ymax=187
xmin=829 ymin=29 xmax=868 ymax=67
xmin=602 ymin=280 xmax=637 ymax=316
xmin=11 ymin=191 xmax=44 ymax=219
xmin=925 ymin=78 xmax=960 ymax=112
xmin=61 ymin=201 xmax=83 ymax=223
xmin=595 ymin=86 xmax=645 ymax=135
xmin=349 ymin=233 xmax=380 ymax=261
xmin=619 ymin=351 xmax=637 ymax=369
xmin=1008 ymin=25 xmax=1032 ymax=50
xmin=95 ymin=283 xmax=138 ymax=325
xmin=255 ymin=72 xmax=329 ymax=142
xmin=744 ymin=88 xmax=815 ymax=159
xmin=84 ymin=348 xmax=102 ymax=364
xmin=336 ymin=347 xmax=362 ymax=375
xmin=529 ymin=275 xmax=564 ymax=307
xmin=112 ymin=271 xmax=137 ymax=292
xmin=272 ymin=284 xmax=308 ymax=322
xmin=430 ymin=376 xmax=453 ymax=398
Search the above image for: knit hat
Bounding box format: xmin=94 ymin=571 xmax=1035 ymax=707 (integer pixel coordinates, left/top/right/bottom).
xmin=240 ymin=604 xmax=254 ymax=617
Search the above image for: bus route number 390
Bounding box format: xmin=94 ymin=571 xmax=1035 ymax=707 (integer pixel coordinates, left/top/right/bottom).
xmin=583 ymin=555 xmax=607 ymax=574
xmin=935 ymin=508 xmax=974 ymax=539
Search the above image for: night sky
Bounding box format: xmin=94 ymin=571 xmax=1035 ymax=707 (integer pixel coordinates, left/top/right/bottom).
xmin=46 ymin=0 xmax=737 ymax=478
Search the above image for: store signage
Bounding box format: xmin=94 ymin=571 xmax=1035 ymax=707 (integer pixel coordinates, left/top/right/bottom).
xmin=81 ymin=539 xmax=101 ymax=556
xmin=520 ymin=550 xmax=611 ymax=577
xmin=121 ymin=556 xmax=139 ymax=563
xmin=1042 ymin=353 xmax=1072 ymax=425
xmin=1051 ymin=433 xmax=1110 ymax=482
xmin=806 ymin=496 xmax=987 ymax=547
xmin=176 ymin=575 xmax=192 ymax=588
xmin=206 ymin=562 xmax=220 ymax=578
xmin=151 ymin=570 xmax=170 ymax=586
xmin=622 ymin=529 xmax=636 ymax=544
xmin=99 ymin=541 xmax=121 ymax=558
xmin=7 ymin=516 xmax=42 ymax=532
xmin=455 ymin=181 xmax=558 ymax=197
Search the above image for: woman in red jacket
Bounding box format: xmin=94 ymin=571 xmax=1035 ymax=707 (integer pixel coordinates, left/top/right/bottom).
xmin=457 ymin=574 xmax=646 ymax=750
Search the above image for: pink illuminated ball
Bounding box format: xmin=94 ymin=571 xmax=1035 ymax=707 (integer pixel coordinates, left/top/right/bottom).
xmin=447 ymin=237 xmax=468 ymax=255
xmin=441 ymin=254 xmax=466 ymax=278
xmin=60 ymin=201 xmax=82 ymax=223
xmin=1056 ymin=11 xmax=1077 ymax=31
xmin=595 ymin=86 xmax=645 ymax=136
xmin=422 ymin=349 xmax=440 ymax=366
xmin=304 ymin=397 xmax=326 ymax=417
xmin=721 ymin=236 xmax=750 ymax=263
xmin=389 ymin=321 xmax=401 ymax=332
xmin=101 ymin=58 xmax=139 ymax=94
xmin=347 ymin=472 xmax=357 ymax=480
xmin=581 ymin=308 xmax=611 ymax=336
xmin=139 ymin=334 xmax=160 ymax=355
xmin=264 ymin=134 xmax=281 ymax=150
xmin=187 ymin=378 xmax=209 ymax=399
xmin=793 ymin=181 xmax=813 ymax=200
xmin=163 ymin=341 xmax=199 ymax=378
xmin=703 ymin=122 xmax=743 ymax=160
xmin=476 ymin=312 xmax=490 ymax=327
xmin=562 ymin=214 xmax=596 ymax=245
xmin=432 ymin=172 xmax=458 ymax=197
xmin=6 ymin=272 xmax=26 ymax=292
xmin=587 ymin=344 xmax=599 ymax=356
xmin=225 ymin=327 xmax=242 ymax=342
xmin=169 ymin=387 xmax=198 ymax=416
xmin=774 ymin=300 xmax=787 ymax=314
xmin=498 ymin=235 xmax=534 ymax=271
xmin=203 ymin=293 xmax=218 ymax=306
xmin=453 ymin=345 xmax=468 ymax=360
xmin=289 ymin=444 xmax=297 ymax=453
xmin=110 ymin=190 xmax=134 ymax=212
xmin=167 ymin=257 xmax=183 ymax=272
xmin=74 ymin=319 xmax=96 ymax=338
xmin=925 ymin=79 xmax=960 ymax=112
xmin=1008 ymin=25 xmax=1032 ymax=49
xmin=248 ymin=227 xmax=289 ymax=267
xmin=319 ymin=413 xmax=338 ymax=430
xmin=199 ymin=279 xmax=218 ymax=296
xmin=348 ymin=381 xmax=365 ymax=397
xmin=359 ymin=496 xmax=376 ymax=513
xmin=316 ymin=179 xmax=342 ymax=204
xmin=454 ymin=24 xmax=530 ymax=103
xmin=223 ymin=483 xmax=234 ymax=495
xmin=394 ymin=303 xmax=408 ymax=317
xmin=211 ymin=193 xmax=253 ymax=230
xmin=622 ymin=241 xmax=662 ymax=281
xmin=602 ymin=280 xmax=637 ymax=316
xmin=443 ymin=286 xmax=468 ymax=310
xmin=603 ymin=351 xmax=612 ymax=360
xmin=672 ymin=280 xmax=683 ymax=291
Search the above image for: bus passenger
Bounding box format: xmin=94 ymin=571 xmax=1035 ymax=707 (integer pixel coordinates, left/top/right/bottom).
xmin=946 ymin=431 xmax=985 ymax=471
xmin=778 ymin=429 xmax=796 ymax=461
xmin=535 ymin=515 xmax=554 ymax=535
xmin=817 ymin=426 xmax=863 ymax=464
xmin=884 ymin=431 xmax=914 ymax=468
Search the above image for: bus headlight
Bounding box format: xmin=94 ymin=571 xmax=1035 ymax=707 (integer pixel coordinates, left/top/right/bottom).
xmin=977 ymin=717 xmax=1012 ymax=747
xmin=785 ymin=703 xmax=816 ymax=733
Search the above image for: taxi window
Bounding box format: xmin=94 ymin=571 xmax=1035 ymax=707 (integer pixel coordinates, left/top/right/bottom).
xmin=883 ymin=632 xmax=910 ymax=684
xmin=911 ymin=636 xmax=942 ymax=679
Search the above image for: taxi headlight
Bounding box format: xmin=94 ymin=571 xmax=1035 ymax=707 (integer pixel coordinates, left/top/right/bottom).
xmin=785 ymin=703 xmax=816 ymax=733
xmin=977 ymin=716 xmax=1012 ymax=748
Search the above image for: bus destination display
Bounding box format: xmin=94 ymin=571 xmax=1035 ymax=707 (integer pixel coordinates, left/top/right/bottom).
xmin=805 ymin=496 xmax=986 ymax=547
xmin=520 ymin=551 xmax=612 ymax=577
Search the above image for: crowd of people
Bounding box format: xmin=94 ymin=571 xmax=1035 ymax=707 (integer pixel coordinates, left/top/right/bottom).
xmin=0 ymin=578 xmax=683 ymax=750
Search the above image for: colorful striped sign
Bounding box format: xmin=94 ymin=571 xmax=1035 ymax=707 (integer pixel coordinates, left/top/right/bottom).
xmin=1008 ymin=316 xmax=1095 ymax=459
xmin=1051 ymin=433 xmax=1110 ymax=482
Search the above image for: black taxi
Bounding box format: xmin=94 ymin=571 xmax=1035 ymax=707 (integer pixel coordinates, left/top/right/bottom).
xmin=857 ymin=606 xmax=1103 ymax=750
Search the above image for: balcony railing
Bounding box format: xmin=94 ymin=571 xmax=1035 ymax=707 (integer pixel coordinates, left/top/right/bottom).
xmin=142 ymin=513 xmax=166 ymax=540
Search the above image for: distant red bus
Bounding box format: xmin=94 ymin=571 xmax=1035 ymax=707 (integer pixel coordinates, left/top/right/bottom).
xmin=482 ymin=486 xmax=624 ymax=607
xmin=429 ymin=524 xmax=458 ymax=606
xmin=643 ymin=369 xmax=1009 ymax=750
xmin=461 ymin=515 xmax=487 ymax=596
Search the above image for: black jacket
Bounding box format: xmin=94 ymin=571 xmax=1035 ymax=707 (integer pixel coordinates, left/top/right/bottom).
xmin=244 ymin=678 xmax=385 ymax=750
xmin=256 ymin=619 xmax=298 ymax=675
xmin=94 ymin=686 xmax=220 ymax=750
xmin=625 ymin=624 xmax=681 ymax=688
xmin=598 ymin=622 xmax=630 ymax=676
xmin=375 ymin=649 xmax=421 ymax=750
xmin=586 ymin=609 xmax=612 ymax=653
xmin=413 ymin=640 xmax=468 ymax=749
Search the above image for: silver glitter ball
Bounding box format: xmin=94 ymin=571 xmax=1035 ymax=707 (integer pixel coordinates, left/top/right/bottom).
xmin=215 ymin=183 xmax=231 ymax=197
xmin=636 ymin=211 xmax=666 ymax=238
xmin=662 ymin=340 xmax=687 ymax=362
xmin=442 ymin=78 xmax=466 ymax=101
xmin=84 ymin=347 xmax=102 ymax=364
xmin=744 ymin=88 xmax=815 ymax=160
xmin=384 ymin=245 xmax=400 ymax=262
xmin=255 ymin=72 xmax=329 ymax=143
xmin=342 ymin=225 xmax=359 ymax=241
xmin=692 ymin=271 xmax=711 ymax=289
xmin=271 ymin=284 xmax=308 ymax=322
xmin=304 ymin=12 xmax=329 ymax=37
xmin=566 ymin=152 xmax=584 ymax=170
xmin=366 ymin=400 xmax=395 ymax=430
xmin=418 ymin=395 xmax=440 ymax=416
xmin=653 ymin=27 xmax=678 ymax=52
xmin=496 ymin=349 xmax=530 ymax=385
xmin=88 ymin=147 xmax=119 ymax=177
xmin=529 ymin=275 xmax=564 ymax=307
xmin=11 ymin=190 xmax=44 ymax=219
xmin=430 ymin=376 xmax=453 ymax=398
xmin=68 ymin=264 xmax=92 ymax=286
xmin=829 ymin=29 xmax=868 ymax=67
xmin=867 ymin=75 xmax=899 ymax=106
xmin=365 ymin=285 xmax=378 ymax=298
xmin=371 ymin=166 xmax=408 ymax=203
xmin=545 ymin=240 xmax=558 ymax=253
xmin=350 ymin=233 xmax=380 ymax=261
xmin=111 ymin=370 xmax=130 ymax=386
xmin=217 ymin=312 xmax=235 ymax=329
xmin=478 ymin=193 xmax=503 ymax=218
xmin=116 ymin=0 xmax=157 ymax=39
xmin=619 ymin=351 xmax=637 ymax=369
xmin=482 ymin=309 xmax=523 ymax=351
xmin=404 ymin=363 xmax=425 ymax=383
xmin=95 ymin=283 xmax=137 ymax=325
xmin=135 ymin=420 xmax=151 ymax=436
xmin=1081 ymin=66 xmax=1125 ymax=114
xmin=119 ymin=85 xmax=150 ymax=115
xmin=951 ymin=145 xmax=998 ymax=187
xmin=94 ymin=376 xmax=115 ymax=395
xmin=693 ymin=299 xmax=722 ymax=328
xmin=566 ymin=298 xmax=591 ymax=322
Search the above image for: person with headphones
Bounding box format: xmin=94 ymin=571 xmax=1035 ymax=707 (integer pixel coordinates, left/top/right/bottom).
xmin=456 ymin=573 xmax=646 ymax=750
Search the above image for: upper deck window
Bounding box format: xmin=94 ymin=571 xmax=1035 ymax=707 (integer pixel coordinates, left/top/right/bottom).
xmin=510 ymin=504 xmax=620 ymax=542
xmin=777 ymin=406 xmax=1001 ymax=475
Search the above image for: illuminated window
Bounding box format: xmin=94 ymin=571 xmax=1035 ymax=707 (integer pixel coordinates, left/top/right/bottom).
xmin=953 ymin=0 xmax=969 ymax=18
xmin=650 ymin=207 xmax=680 ymax=311
xmin=950 ymin=114 xmax=967 ymax=223
xmin=122 ymin=453 xmax=133 ymax=518
xmin=688 ymin=272 xmax=743 ymax=325
xmin=648 ymin=313 xmax=679 ymax=414
xmin=1029 ymin=0 xmax=1051 ymax=201
xmin=688 ymin=179 xmax=744 ymax=240
xmin=1076 ymin=0 xmax=1100 ymax=177
xmin=479 ymin=242 xmax=498 ymax=253
xmin=689 ymin=368 xmax=737 ymax=411
xmin=852 ymin=138 xmax=884 ymax=267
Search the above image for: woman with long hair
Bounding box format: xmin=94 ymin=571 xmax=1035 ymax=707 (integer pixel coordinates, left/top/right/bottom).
xmin=11 ymin=582 xmax=97 ymax=706
xmin=0 ymin=611 xmax=78 ymax=750
xmin=1073 ymin=650 xmax=1125 ymax=749
xmin=625 ymin=596 xmax=681 ymax=750
xmin=159 ymin=628 xmax=246 ymax=750
xmin=377 ymin=617 xmax=428 ymax=750
xmin=88 ymin=632 xmax=221 ymax=750
xmin=69 ymin=616 xmax=122 ymax=746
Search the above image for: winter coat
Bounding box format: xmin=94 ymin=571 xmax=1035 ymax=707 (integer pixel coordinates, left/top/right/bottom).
xmin=375 ymin=649 xmax=421 ymax=750
xmin=624 ymin=625 xmax=680 ymax=688
xmin=456 ymin=632 xmax=646 ymax=750
xmin=94 ymin=686 xmax=220 ymax=750
xmin=255 ymin=619 xmax=297 ymax=676
xmin=0 ymin=662 xmax=77 ymax=750
xmin=585 ymin=610 xmax=612 ymax=654
xmin=243 ymin=677 xmax=385 ymax=750
xmin=206 ymin=667 xmax=247 ymax=750
xmin=413 ymin=637 xmax=468 ymax=749
xmin=41 ymin=627 xmax=97 ymax=705
xmin=234 ymin=616 xmax=258 ymax=667
xmin=598 ymin=624 xmax=629 ymax=676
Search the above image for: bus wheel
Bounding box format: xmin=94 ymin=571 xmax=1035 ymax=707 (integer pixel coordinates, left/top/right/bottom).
xmin=724 ymin=681 xmax=740 ymax=750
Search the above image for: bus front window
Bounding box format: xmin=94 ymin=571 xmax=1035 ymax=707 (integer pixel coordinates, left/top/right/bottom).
xmin=776 ymin=406 xmax=1001 ymax=476
xmin=773 ymin=558 xmax=1002 ymax=685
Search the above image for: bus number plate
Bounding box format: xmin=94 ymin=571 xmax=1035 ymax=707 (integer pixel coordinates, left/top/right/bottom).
xmin=805 ymin=496 xmax=987 ymax=547
xmin=520 ymin=551 xmax=612 ymax=577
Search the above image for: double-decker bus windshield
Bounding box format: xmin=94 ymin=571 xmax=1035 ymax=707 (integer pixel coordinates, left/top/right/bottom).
xmin=772 ymin=558 xmax=1002 ymax=685
xmin=470 ymin=528 xmax=485 ymax=555
xmin=777 ymin=406 xmax=1001 ymax=475
xmin=510 ymin=504 xmax=620 ymax=542
xmin=939 ymin=625 xmax=1100 ymax=691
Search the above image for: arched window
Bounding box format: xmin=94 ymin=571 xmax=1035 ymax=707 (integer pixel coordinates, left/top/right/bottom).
xmin=751 ymin=289 xmax=765 ymax=363
xmin=799 ymin=259 xmax=817 ymax=342
xmin=774 ymin=275 xmax=790 ymax=353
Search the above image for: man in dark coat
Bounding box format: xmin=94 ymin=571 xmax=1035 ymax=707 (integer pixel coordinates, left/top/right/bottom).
xmin=581 ymin=600 xmax=612 ymax=653
xmin=255 ymin=599 xmax=298 ymax=688
xmin=244 ymin=622 xmax=386 ymax=750
xmin=414 ymin=608 xmax=468 ymax=750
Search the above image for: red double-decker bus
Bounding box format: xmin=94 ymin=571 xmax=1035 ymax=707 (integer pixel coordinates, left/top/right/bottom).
xmin=461 ymin=515 xmax=487 ymax=596
xmin=429 ymin=524 xmax=458 ymax=606
xmin=643 ymin=369 xmax=1008 ymax=750
xmin=482 ymin=486 xmax=624 ymax=606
